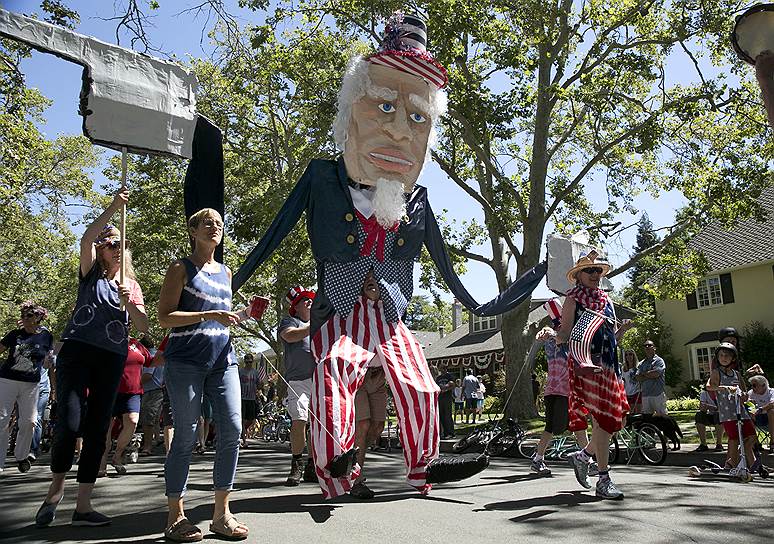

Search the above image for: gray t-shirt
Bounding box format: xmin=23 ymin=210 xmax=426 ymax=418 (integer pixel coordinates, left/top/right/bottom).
xmin=637 ymin=355 xmax=666 ymax=397
xmin=462 ymin=374 xmax=480 ymax=399
xmin=279 ymin=316 xmax=315 ymax=382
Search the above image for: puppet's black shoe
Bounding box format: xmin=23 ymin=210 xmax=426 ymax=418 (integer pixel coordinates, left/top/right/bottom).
xmin=425 ymin=453 xmax=489 ymax=484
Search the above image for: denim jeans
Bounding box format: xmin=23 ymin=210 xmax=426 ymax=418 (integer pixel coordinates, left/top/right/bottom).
xmin=164 ymin=358 xmax=241 ymax=497
xmin=30 ymin=385 xmax=50 ymax=456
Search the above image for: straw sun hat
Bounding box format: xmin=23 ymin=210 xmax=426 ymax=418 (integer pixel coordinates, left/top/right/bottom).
xmin=565 ymin=249 xmax=611 ymax=284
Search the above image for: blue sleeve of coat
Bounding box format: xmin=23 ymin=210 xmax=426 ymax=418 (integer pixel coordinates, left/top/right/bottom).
xmin=423 ymin=199 xmax=547 ymax=316
xmin=232 ymin=170 xmax=311 ymax=292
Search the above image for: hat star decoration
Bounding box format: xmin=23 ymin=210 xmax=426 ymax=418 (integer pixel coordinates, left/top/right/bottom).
xmin=367 ymin=11 xmax=448 ymax=89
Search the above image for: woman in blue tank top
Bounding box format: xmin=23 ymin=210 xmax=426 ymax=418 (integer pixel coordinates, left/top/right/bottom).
xmin=157 ymin=208 xmax=248 ymax=542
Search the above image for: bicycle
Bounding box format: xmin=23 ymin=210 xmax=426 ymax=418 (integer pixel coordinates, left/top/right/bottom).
xmin=518 ymin=431 xmax=581 ymax=460
xmin=261 ymin=409 xmax=291 ymax=443
xmin=609 ymin=415 xmax=668 ymax=466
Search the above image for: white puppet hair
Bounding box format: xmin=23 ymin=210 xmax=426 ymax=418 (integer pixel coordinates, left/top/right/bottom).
xmin=333 ymin=56 xmax=448 ymax=153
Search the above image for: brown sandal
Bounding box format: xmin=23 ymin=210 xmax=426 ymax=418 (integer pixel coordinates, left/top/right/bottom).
xmin=209 ymin=514 xmax=248 ymax=540
xmin=164 ymin=517 xmax=203 ymax=542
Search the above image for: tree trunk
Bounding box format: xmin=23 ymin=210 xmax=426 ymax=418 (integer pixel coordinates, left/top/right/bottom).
xmin=501 ymin=301 xmax=538 ymax=420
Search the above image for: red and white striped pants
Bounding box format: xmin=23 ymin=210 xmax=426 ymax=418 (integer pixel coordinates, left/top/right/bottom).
xmin=309 ymin=296 xmax=440 ymax=499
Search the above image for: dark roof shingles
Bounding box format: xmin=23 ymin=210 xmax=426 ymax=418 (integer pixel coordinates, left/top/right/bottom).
xmin=690 ymin=185 xmax=774 ymax=271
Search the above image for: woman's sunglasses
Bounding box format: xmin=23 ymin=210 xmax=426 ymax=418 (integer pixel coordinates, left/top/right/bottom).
xmin=581 ymin=266 xmax=603 ymax=275
xmin=21 ymin=312 xmax=39 ymax=319
xmin=101 ymin=239 xmax=130 ymax=249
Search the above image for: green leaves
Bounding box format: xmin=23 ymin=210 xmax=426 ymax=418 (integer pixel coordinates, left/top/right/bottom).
xmin=0 ymin=39 xmax=100 ymax=334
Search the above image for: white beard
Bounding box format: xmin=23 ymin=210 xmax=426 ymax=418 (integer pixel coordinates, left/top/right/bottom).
xmin=372 ymin=178 xmax=406 ymax=228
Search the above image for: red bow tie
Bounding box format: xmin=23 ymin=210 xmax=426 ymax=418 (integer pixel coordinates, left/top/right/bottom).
xmin=356 ymin=211 xmax=398 ymax=262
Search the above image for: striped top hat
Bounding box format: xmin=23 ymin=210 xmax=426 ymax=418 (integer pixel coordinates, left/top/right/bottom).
xmin=367 ymin=11 xmax=448 ymax=89
xmin=285 ymin=286 xmax=316 ymax=317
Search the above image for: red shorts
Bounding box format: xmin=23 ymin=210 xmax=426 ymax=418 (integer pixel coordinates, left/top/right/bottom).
xmin=722 ymin=420 xmax=755 ymax=441
xmin=567 ymin=358 xmax=629 ymax=435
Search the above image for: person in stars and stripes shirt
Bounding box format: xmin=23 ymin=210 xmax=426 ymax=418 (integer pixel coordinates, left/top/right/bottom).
xmin=556 ymin=249 xmax=632 ymax=501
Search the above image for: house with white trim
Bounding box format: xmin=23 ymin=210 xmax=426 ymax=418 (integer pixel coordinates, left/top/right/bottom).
xmin=654 ymin=185 xmax=774 ymax=382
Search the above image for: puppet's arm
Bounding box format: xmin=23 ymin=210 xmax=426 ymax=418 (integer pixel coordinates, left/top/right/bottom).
xmin=423 ymin=200 xmax=546 ymax=316
xmin=231 ymin=170 xmax=312 ymax=292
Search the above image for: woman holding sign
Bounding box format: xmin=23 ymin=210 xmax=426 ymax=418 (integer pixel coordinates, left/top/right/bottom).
xmin=556 ymin=249 xmax=631 ymax=500
xmin=36 ymin=189 xmax=148 ymax=527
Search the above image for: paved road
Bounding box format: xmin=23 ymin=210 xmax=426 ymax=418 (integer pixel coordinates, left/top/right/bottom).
xmin=1 ymin=442 xmax=771 ymax=543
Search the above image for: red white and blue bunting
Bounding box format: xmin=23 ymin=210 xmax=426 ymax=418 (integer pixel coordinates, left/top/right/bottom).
xmin=430 ymin=351 xmax=505 ymax=370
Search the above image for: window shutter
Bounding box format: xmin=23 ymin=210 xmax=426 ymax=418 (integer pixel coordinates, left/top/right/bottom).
xmin=686 ymin=291 xmax=698 ymax=310
xmin=719 ymin=273 xmax=734 ymax=304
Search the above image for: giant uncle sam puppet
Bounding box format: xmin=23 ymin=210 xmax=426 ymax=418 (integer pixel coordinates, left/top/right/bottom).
xmin=232 ymin=12 xmax=547 ymax=498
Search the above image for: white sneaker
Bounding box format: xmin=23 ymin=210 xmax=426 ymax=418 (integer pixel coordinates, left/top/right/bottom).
xmin=596 ymin=478 xmax=624 ymax=500
xmin=530 ymin=458 xmax=551 ymax=476
xmin=567 ymin=451 xmax=591 ymax=489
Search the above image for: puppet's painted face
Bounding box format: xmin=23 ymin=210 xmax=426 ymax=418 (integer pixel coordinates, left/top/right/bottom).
xmin=343 ymin=63 xmax=433 ymax=191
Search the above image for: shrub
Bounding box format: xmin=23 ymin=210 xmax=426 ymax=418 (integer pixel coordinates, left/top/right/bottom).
xmin=666 ymin=396 xmax=699 ymax=412
xmin=741 ymin=321 xmax=774 ymax=377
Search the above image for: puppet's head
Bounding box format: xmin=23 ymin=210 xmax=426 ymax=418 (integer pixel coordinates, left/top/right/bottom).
xmin=335 ymin=12 xmax=448 ymax=225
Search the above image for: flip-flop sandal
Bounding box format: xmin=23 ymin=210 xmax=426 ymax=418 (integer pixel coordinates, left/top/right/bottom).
xmin=112 ymin=463 xmax=127 ymax=475
xmin=164 ymin=517 xmax=203 ymax=542
xmin=209 ymin=514 xmax=248 ymax=540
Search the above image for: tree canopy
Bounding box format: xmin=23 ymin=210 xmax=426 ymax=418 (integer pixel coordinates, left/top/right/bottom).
xmin=3 ymin=1 xmax=772 ymax=417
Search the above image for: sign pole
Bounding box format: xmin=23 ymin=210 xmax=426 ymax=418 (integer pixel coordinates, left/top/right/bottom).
xmin=120 ymin=146 xmax=127 ymax=311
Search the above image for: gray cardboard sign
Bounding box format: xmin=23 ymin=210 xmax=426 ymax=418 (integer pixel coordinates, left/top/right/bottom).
xmin=0 ymin=8 xmax=197 ymax=158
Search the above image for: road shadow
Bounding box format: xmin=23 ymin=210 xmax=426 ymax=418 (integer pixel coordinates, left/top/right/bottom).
xmin=478 ymin=490 xmax=601 ymax=514
xmin=454 ymin=472 xmax=544 ymax=489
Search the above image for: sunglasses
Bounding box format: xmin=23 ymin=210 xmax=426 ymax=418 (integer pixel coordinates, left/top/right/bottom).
xmin=101 ymin=239 xmax=131 ymax=249
xmin=581 ymin=267 xmax=604 ymax=275
xmin=21 ymin=312 xmax=38 ymax=319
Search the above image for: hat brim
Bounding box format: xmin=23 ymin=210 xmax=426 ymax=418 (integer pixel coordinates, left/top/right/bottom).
xmin=566 ymin=262 xmax=611 ymax=284
xmin=367 ymin=50 xmax=448 ymax=89
xmin=289 ymin=290 xmax=316 ymax=316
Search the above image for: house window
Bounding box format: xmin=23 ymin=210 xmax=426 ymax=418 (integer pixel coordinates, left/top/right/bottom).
xmin=471 ymin=314 xmax=497 ymax=333
xmin=690 ymin=342 xmax=717 ymax=379
xmin=696 ymin=276 xmax=723 ymax=308
xmin=695 ymin=347 xmax=712 ymax=378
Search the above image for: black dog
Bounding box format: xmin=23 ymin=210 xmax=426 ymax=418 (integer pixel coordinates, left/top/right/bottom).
xmin=638 ymin=414 xmax=683 ymax=450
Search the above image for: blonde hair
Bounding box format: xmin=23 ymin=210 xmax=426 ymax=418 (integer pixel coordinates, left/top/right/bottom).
xmin=96 ymin=246 xmax=136 ymax=280
xmin=623 ymin=349 xmax=638 ymax=370
xmin=187 ymin=208 xmax=223 ymax=230
xmin=187 ymin=208 xmax=223 ymax=251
